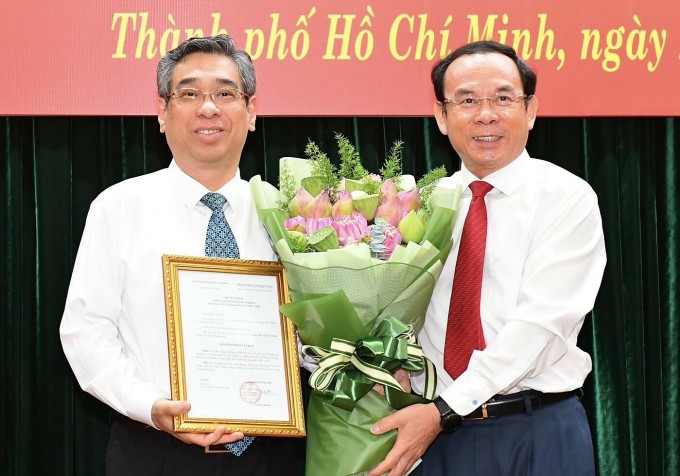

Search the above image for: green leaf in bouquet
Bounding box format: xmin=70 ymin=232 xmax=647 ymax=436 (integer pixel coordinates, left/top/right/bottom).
xmin=343 ymin=178 xmax=367 ymax=193
xmin=301 ymin=176 xmax=324 ymax=197
xmin=352 ymin=193 xmax=380 ymax=221
xmin=309 ymin=226 xmax=339 ymax=251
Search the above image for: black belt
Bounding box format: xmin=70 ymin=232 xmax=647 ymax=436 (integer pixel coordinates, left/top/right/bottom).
xmin=463 ymin=389 xmax=581 ymax=420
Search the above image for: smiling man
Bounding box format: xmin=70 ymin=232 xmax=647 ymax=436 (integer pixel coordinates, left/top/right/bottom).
xmin=60 ymin=35 xmax=303 ymax=475
xmin=369 ymin=41 xmax=606 ymax=476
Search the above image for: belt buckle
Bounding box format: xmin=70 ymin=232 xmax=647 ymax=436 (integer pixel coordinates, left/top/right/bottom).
xmin=465 ymin=403 xmax=491 ymax=420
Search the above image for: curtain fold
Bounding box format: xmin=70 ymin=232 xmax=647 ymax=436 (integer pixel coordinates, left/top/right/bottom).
xmin=1 ymin=115 xmax=678 ymax=475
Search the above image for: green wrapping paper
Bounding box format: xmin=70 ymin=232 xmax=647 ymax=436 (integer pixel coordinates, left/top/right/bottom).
xmin=306 ymin=390 xmax=396 ymax=476
xmin=281 ymin=276 xmax=439 ymax=475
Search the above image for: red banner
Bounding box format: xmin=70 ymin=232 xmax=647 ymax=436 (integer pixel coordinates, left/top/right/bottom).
xmin=2 ymin=1 xmax=678 ymax=116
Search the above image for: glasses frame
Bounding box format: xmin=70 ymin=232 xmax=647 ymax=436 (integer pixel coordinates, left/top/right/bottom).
xmin=167 ymin=87 xmax=250 ymax=106
xmin=443 ymin=94 xmax=530 ymax=110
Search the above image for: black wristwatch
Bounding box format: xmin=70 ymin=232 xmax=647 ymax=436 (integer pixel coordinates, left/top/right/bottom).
xmin=433 ymin=396 xmax=463 ymax=433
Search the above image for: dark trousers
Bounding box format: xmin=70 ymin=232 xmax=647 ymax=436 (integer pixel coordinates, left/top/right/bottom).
xmin=411 ymin=394 xmax=595 ymax=476
xmin=106 ymin=414 xmax=305 ymax=476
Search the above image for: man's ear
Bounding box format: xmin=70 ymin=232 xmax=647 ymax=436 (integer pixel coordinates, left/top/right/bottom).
xmin=246 ymin=96 xmax=257 ymax=132
xmin=526 ymin=95 xmax=539 ymax=131
xmin=433 ymin=102 xmax=448 ymax=135
xmin=157 ymin=97 xmax=167 ymax=133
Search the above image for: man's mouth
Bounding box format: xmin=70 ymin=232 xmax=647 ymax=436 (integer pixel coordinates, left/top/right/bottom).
xmin=196 ymin=129 xmax=221 ymax=135
xmin=473 ymin=135 xmax=502 ymax=142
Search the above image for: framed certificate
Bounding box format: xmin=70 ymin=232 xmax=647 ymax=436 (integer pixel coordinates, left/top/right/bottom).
xmin=162 ymin=255 xmax=305 ymax=437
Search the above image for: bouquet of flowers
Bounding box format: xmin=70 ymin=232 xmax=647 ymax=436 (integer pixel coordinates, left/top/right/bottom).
xmin=249 ymin=134 xmax=462 ymax=476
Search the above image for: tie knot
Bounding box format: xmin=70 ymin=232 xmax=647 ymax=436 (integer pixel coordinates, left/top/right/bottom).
xmin=469 ymin=181 xmax=493 ymax=198
xmin=201 ymin=192 xmax=227 ymax=212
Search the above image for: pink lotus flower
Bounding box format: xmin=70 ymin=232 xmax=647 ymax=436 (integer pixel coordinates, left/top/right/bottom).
xmin=380 ymin=178 xmax=399 ymax=200
xmin=375 ymin=197 xmax=402 ymax=227
xmin=332 ymin=211 xmax=369 ymax=246
xmin=306 ymin=217 xmax=334 ymax=236
xmin=382 ymin=225 xmax=403 ymax=258
xmin=289 ymin=187 xmax=314 ymax=218
xmin=332 ymin=190 xmax=355 ymax=218
xmin=305 ymin=190 xmax=332 ymax=219
xmin=398 ymin=189 xmax=421 ymax=214
xmin=284 ymin=216 xmax=307 ymax=233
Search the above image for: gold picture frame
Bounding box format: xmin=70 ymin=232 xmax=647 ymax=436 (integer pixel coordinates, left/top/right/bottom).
xmin=162 ymin=255 xmax=305 ymax=437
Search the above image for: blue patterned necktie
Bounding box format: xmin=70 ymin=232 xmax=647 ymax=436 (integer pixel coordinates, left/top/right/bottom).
xmin=200 ymin=192 xmax=254 ymax=456
xmin=201 ymin=192 xmax=240 ymax=259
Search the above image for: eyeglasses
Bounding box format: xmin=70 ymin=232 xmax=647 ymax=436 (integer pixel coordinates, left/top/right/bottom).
xmin=443 ymin=94 xmax=530 ymax=110
xmin=167 ymin=87 xmax=249 ymax=106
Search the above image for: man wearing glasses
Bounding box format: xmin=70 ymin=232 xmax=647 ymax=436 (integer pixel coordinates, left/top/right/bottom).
xmin=60 ymin=35 xmax=303 ymax=475
xmin=369 ymin=41 xmax=606 ymax=476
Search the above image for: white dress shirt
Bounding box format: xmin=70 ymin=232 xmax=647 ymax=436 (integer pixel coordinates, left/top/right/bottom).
xmin=60 ymin=160 xmax=276 ymax=427
xmin=412 ymin=151 xmax=606 ymax=416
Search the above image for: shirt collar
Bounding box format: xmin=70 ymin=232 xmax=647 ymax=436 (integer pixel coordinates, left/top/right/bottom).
xmin=459 ymin=149 xmax=530 ymax=196
xmin=169 ymin=160 xmax=243 ymax=211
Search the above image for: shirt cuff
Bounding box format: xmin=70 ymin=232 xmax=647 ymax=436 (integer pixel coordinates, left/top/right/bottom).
xmin=298 ymin=337 xmax=319 ymax=373
xmin=125 ymin=382 xmax=169 ymax=428
xmin=439 ymin=371 xmax=496 ymax=416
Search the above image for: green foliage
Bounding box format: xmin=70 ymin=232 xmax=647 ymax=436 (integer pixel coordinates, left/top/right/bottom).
xmin=305 ymin=139 xmax=340 ymax=192
xmin=288 ymin=232 xmax=312 ymax=253
xmin=360 ymin=176 xmax=381 ymax=195
xmin=301 ymin=135 xmax=412 ymax=200
xmin=380 ymin=140 xmax=404 ymax=181
xmin=336 ymin=133 xmax=368 ymax=181
xmin=277 ymin=161 xmax=297 ymax=213
xmin=417 ymin=166 xmax=448 ymax=213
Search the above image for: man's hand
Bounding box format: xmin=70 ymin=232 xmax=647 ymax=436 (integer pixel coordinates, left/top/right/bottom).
xmin=151 ymin=399 xmax=245 ymax=447
xmin=373 ymin=369 xmax=412 ymax=396
xmin=367 ymin=402 xmax=441 ymax=476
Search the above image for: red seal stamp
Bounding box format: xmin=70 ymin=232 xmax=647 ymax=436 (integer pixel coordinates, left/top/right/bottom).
xmin=239 ymin=381 xmax=261 ymax=403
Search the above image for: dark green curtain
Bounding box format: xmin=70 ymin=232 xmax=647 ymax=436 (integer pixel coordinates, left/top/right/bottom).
xmin=1 ymin=116 xmax=678 ymax=475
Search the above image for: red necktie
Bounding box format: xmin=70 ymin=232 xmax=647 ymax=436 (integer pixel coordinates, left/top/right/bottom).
xmin=444 ymin=181 xmax=494 ymax=379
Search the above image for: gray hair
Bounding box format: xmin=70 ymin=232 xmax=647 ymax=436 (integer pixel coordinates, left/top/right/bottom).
xmin=157 ymin=34 xmax=256 ymax=104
